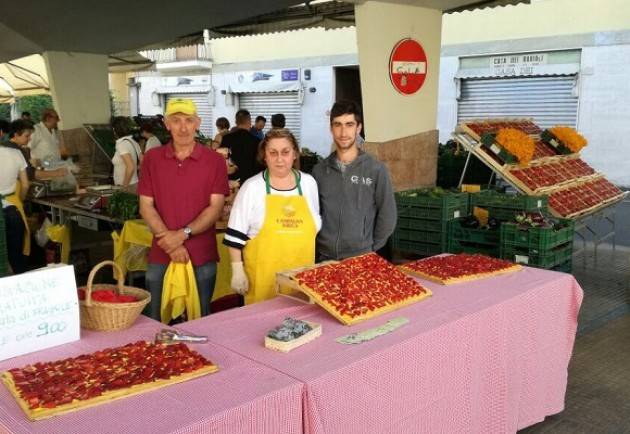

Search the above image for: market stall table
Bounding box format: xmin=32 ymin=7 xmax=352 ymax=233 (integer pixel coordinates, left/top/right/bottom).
xmin=0 ymin=316 xmax=304 ymax=434
xmin=181 ymin=265 xmax=583 ymax=434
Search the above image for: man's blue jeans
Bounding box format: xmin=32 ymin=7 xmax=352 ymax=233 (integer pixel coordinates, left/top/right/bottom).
xmin=145 ymin=262 xmax=217 ymax=321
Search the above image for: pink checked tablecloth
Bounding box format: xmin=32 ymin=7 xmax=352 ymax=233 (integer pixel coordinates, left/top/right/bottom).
xmin=182 ymin=266 xmax=583 ymax=434
xmin=0 ymin=316 xmax=303 ymax=434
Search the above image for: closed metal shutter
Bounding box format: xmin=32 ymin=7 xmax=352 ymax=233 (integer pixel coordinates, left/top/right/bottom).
xmin=458 ymin=76 xmax=578 ymax=129
xmin=239 ymin=92 xmax=302 ymax=142
xmin=165 ymin=93 xmax=213 ymax=137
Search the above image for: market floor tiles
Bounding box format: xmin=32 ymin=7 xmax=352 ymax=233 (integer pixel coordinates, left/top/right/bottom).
xmin=519 ymin=313 xmax=630 ymax=434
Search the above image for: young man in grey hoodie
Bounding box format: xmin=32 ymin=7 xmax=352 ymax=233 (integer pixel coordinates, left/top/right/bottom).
xmin=312 ymin=101 xmax=397 ymax=261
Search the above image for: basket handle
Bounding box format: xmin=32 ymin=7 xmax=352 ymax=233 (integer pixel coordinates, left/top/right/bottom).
xmin=85 ymin=261 xmax=125 ymax=307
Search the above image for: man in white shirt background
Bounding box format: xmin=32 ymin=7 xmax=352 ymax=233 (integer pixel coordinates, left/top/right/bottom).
xmin=28 ymin=108 xmax=67 ymax=164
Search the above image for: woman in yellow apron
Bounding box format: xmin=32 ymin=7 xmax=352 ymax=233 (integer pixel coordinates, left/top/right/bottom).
xmin=223 ymin=128 xmax=321 ymax=304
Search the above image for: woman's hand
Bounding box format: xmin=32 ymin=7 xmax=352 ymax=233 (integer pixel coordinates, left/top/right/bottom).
xmin=230 ymin=261 xmax=249 ymax=295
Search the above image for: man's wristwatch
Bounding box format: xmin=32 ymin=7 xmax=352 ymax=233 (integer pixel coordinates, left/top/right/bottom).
xmin=182 ymin=226 xmax=193 ymax=239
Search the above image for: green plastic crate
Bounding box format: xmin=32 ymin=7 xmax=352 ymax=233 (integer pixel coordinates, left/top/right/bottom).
xmin=447 ymin=238 xmax=500 ymax=258
xmin=500 ymin=219 xmax=574 ymax=251
xmin=396 ymin=190 xmax=469 ymax=221
xmin=394 ymin=229 xmax=444 ymax=244
xmin=392 ymin=238 xmax=445 ymax=256
xmin=448 ymin=218 xmax=501 ymax=246
xmin=397 ymin=217 xmax=447 ymax=233
xmin=470 ymin=190 xmax=548 ymax=220
xmin=500 ymin=242 xmax=573 ymax=269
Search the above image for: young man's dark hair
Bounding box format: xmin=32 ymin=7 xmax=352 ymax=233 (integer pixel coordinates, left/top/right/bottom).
xmin=9 ymin=119 xmax=34 ymax=138
xmin=235 ymin=109 xmax=251 ymax=126
xmin=255 ymin=115 xmax=266 ymax=124
xmin=271 ymin=113 xmax=286 ymax=128
xmin=329 ymin=100 xmax=362 ymax=125
xmin=21 ymin=111 xmax=31 ymax=118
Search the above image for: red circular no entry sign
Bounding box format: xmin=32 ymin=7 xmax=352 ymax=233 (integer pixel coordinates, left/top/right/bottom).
xmin=389 ymin=38 xmax=428 ymax=95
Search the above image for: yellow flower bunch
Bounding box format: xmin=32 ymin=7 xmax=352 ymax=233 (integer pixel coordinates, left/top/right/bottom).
xmin=550 ymin=126 xmax=588 ymax=153
xmin=495 ymin=128 xmax=535 ymax=166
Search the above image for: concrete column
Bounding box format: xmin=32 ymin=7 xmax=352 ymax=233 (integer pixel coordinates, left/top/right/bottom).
xmin=355 ymin=1 xmax=442 ymax=189
xmin=43 ymin=51 xmax=111 ymax=129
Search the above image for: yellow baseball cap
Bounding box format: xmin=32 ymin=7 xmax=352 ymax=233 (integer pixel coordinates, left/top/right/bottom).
xmin=165 ymin=98 xmax=197 ymax=116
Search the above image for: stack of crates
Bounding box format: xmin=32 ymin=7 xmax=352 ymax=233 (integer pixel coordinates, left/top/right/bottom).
xmin=447 ymin=218 xmax=502 ymax=257
xmin=448 ymin=190 xmax=552 ymax=259
xmin=469 ymin=190 xmax=548 ymax=221
xmin=0 ymin=206 xmax=8 ymax=277
xmin=500 ymin=219 xmax=574 ymax=271
xmin=393 ymin=189 xmax=469 ymax=256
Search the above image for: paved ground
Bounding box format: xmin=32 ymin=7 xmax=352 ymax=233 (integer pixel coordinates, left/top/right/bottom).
xmin=519 ymin=245 xmax=630 ymax=433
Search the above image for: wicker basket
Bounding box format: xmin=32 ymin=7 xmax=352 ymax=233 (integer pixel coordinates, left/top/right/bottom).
xmin=79 ymin=261 xmax=151 ymax=331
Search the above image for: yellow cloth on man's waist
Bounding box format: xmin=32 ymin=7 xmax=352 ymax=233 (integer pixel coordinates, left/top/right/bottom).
xmin=160 ymin=261 xmax=201 ymax=324
xmin=5 ymin=182 xmax=30 ymax=255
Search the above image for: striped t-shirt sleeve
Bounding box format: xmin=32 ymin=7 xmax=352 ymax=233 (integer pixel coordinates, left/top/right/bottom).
xmin=222 ymin=179 xmax=252 ymax=250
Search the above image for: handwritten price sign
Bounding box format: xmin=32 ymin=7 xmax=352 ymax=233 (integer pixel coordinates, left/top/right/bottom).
xmin=0 ymin=265 xmax=80 ymax=361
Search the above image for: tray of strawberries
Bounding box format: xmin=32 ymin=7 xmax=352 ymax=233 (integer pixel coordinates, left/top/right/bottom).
xmin=286 ymin=253 xmax=432 ymax=325
xmin=399 ymin=253 xmax=522 ymax=285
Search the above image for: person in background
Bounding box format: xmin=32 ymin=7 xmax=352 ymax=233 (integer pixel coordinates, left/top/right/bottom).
xmin=221 ymin=109 xmax=262 ymax=183
xmin=111 ymin=117 xmax=143 ymax=186
xmin=141 ymin=123 xmax=162 ymax=153
xmin=28 ymin=108 xmax=67 ymax=163
xmin=0 ymin=119 xmax=9 ymax=141
xmin=250 ymin=115 xmax=266 ymax=141
xmin=224 ymin=128 xmax=321 ymax=304
xmin=2 ymin=120 xmax=68 ymax=182
xmin=312 ymin=100 xmax=396 ymax=261
xmin=271 ymin=113 xmax=286 ymax=129
xmin=0 ymin=131 xmax=29 ymax=274
xmin=138 ymin=98 xmax=229 ymax=319
xmin=21 ymin=112 xmax=32 ymax=122
xmin=211 ymin=117 xmax=230 ymax=149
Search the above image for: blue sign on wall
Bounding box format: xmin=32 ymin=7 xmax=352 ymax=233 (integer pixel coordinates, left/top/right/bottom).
xmin=281 ymin=69 xmax=299 ymax=81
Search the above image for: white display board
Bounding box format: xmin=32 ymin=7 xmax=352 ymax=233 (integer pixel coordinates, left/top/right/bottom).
xmin=0 ymin=265 xmax=80 ymax=361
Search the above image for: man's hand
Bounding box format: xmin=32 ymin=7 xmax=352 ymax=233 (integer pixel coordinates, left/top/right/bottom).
xmin=156 ymin=230 xmax=186 ymax=254
xmin=168 ymin=246 xmax=190 ymax=264
xmin=230 ymin=261 xmax=249 ymax=295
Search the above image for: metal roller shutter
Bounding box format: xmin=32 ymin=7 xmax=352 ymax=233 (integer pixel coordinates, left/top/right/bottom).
xmin=458 ymin=76 xmax=578 ymax=129
xmin=165 ymin=93 xmax=213 ymax=137
xmin=239 ymin=92 xmax=302 ymax=142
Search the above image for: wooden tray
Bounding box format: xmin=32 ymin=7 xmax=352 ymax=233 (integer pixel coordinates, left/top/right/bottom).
xmin=2 ymin=364 xmax=218 ymax=421
xmin=399 ymin=263 xmax=522 ymax=285
xmin=276 ymin=259 xmax=432 ymax=326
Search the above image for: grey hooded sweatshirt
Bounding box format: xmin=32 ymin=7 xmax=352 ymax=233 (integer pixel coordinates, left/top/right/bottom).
xmin=312 ymin=150 xmax=397 ymax=260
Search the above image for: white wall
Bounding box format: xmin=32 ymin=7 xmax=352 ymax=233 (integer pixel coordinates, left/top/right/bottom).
xmin=355 ymin=2 xmax=442 ymax=142
xmin=578 ymin=45 xmax=630 ymax=186
xmin=436 ymin=56 xmax=459 ymax=144
xmin=136 ymin=66 xmax=336 ymax=157
xmin=297 ymin=66 xmax=335 ymax=157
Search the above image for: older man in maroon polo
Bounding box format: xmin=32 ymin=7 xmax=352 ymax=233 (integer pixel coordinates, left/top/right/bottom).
xmin=138 ymin=98 xmax=229 ymax=320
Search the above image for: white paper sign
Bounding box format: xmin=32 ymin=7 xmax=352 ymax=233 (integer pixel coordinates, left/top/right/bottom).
xmin=0 ymin=265 xmax=80 ymax=361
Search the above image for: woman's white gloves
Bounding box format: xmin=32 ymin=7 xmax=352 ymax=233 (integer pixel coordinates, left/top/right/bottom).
xmin=230 ymin=261 xmax=249 ymax=295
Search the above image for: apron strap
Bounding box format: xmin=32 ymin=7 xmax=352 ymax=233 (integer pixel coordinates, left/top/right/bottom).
xmin=264 ymin=169 xmax=303 ymax=196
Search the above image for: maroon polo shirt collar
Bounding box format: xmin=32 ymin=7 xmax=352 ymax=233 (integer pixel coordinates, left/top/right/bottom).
xmin=163 ymin=142 xmax=203 ymax=161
